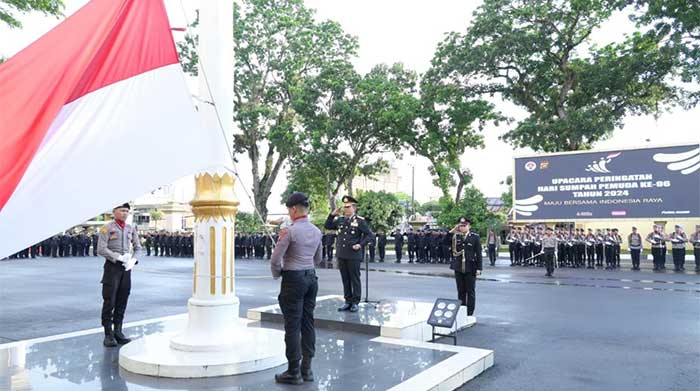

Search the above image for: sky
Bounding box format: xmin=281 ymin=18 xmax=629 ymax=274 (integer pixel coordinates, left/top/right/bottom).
xmin=1 ymin=0 xmax=698 ymax=216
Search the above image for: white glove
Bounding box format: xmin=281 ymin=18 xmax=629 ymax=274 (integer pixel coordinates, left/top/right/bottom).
xmin=117 ymin=254 xmax=129 ymax=263
xmin=124 ymin=257 xmax=138 ymax=271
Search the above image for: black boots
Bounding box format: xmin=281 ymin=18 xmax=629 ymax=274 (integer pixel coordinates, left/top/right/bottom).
xmin=275 ymin=361 xmax=303 ymax=385
xmin=113 ymin=322 xmax=131 ymax=345
xmin=103 ymin=325 xmax=117 ymax=348
xmin=301 ymin=356 xmax=314 ymax=382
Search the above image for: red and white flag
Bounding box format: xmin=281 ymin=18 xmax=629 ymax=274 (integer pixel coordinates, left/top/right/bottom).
xmin=0 ymin=0 xmax=228 ymax=258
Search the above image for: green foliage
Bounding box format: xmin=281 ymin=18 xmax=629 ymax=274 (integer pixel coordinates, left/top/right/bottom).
xmin=179 ymin=0 xmax=358 ymax=219
xmin=500 ymin=175 xmax=513 ymax=209
xmin=436 ymin=189 xmax=498 ymax=237
xmin=281 ymin=165 xmax=331 ymax=219
xmin=355 ymin=191 xmax=403 ymax=233
xmin=235 ymin=211 xmax=263 ymax=233
xmin=0 ymin=0 xmax=63 ymax=28
xmin=628 ymin=0 xmax=700 ymax=106
xmin=291 ymin=62 xmax=420 ymax=207
xmin=430 ymin=0 xmax=679 ymax=153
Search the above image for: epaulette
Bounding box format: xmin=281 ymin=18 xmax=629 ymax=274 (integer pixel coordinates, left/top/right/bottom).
xmin=355 ymin=215 xmax=365 ymax=220
xmin=100 ymin=225 xmax=109 ymax=234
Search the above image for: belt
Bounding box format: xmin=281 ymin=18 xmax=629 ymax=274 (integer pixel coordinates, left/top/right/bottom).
xmin=281 ymin=269 xmax=315 ymax=276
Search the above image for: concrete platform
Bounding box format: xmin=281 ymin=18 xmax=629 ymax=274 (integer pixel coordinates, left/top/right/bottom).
xmin=0 ymin=314 xmax=492 ymax=391
xmin=247 ymin=295 xmax=476 ymax=342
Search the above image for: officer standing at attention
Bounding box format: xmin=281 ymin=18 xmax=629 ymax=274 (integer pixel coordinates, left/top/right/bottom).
xmin=669 ymin=225 xmax=688 ymax=272
xmin=325 ymin=195 xmax=375 ymax=312
xmin=393 ymin=229 xmax=404 ymax=263
xmin=97 ymin=203 xmax=142 ymax=347
xmin=691 ymin=225 xmax=700 ymax=272
xmin=270 ymin=192 xmax=322 ymax=385
xmin=542 ymin=226 xmax=558 ymax=277
xmin=377 ymin=232 xmax=387 ymax=263
xmin=449 ymin=217 xmax=482 ymax=316
xmin=628 ymin=226 xmax=643 ymax=270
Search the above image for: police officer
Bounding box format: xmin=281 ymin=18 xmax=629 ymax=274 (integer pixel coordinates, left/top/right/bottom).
xmin=669 ymin=225 xmax=688 ymax=272
xmin=646 ymin=224 xmax=666 ymax=271
xmin=628 ymin=226 xmax=643 ymax=270
xmin=449 ymin=217 xmax=482 ymax=316
xmin=367 ymin=233 xmax=377 ymax=263
xmin=542 ymin=226 xmax=558 ymax=277
xmin=97 ymin=203 xmax=142 ymax=347
xmin=270 ymin=192 xmax=321 ymax=385
xmin=406 ymin=228 xmax=416 ymax=263
xmin=691 ymin=226 xmax=700 ymax=272
xmin=393 ymin=229 xmax=404 ymax=263
xmin=506 ymin=227 xmax=518 ymax=266
xmin=324 ymin=195 xmax=375 ymax=312
xmin=377 ymin=232 xmax=387 ymax=263
xmin=486 ymin=229 xmax=498 ymax=266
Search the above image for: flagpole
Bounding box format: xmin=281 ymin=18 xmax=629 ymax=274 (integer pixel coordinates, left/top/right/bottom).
xmin=119 ymin=0 xmax=285 ymax=377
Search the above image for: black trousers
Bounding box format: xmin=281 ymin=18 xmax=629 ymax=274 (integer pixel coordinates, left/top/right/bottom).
xmin=672 ymin=248 xmax=685 ymax=270
xmin=407 ymin=244 xmax=415 ymax=261
xmin=395 ymin=244 xmax=403 ymax=262
xmin=605 ymin=246 xmax=614 ymax=267
xmin=595 ymin=244 xmax=603 ymax=265
xmin=586 ymin=245 xmax=595 ymax=266
xmin=325 ymin=245 xmax=334 ymax=262
xmin=338 ymin=258 xmax=361 ymax=304
xmin=544 ymin=249 xmax=555 ymax=275
xmin=488 ymin=244 xmax=497 ymax=265
xmin=630 ymin=249 xmax=641 ymax=268
xmin=651 ymin=247 xmax=665 ymax=269
xmin=378 ymin=245 xmax=385 ymax=262
xmin=368 ymin=246 xmax=376 ymax=262
xmin=101 ymin=261 xmax=131 ymax=327
xmin=278 ymin=269 xmax=318 ymax=363
xmin=508 ymin=243 xmax=515 ymax=265
xmin=694 ymin=248 xmax=700 ymax=269
xmin=454 ymin=270 xmax=477 ymax=316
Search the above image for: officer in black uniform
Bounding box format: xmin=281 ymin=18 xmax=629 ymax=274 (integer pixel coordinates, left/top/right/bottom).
xmin=406 ymin=228 xmax=416 ymax=263
xmin=393 ymin=229 xmax=404 ymax=263
xmin=324 ymin=195 xmax=375 ymax=312
xmin=449 ymin=217 xmax=482 ymax=316
xmin=377 ymin=232 xmax=387 ymax=263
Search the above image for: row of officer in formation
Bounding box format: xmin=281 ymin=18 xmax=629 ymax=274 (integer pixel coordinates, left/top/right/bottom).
xmin=235 ymin=232 xmax=276 ymax=260
xmin=5 ymin=232 xmax=99 ymax=259
xmin=505 ymin=224 xmax=700 ymax=274
xmin=141 ymin=232 xmax=193 ymax=257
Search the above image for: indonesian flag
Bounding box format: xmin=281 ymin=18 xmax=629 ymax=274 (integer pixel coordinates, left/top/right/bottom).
xmin=0 ymin=0 xmax=228 ymax=258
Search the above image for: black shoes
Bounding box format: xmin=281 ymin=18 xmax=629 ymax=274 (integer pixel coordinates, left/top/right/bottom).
xmin=349 ymin=304 xmax=359 ymax=312
xmin=275 ymin=370 xmax=303 ymax=385
xmin=103 ymin=325 xmax=118 ymax=347
xmin=338 ymin=303 xmax=352 ymax=312
xmin=301 ymin=356 xmax=314 ymax=382
xmin=114 ymin=323 xmax=131 ymax=344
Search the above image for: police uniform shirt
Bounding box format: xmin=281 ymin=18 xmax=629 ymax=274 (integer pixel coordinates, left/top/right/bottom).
xmin=97 ymin=221 xmax=142 ymax=264
xmin=450 ymin=231 xmax=482 ymax=273
xmin=324 ymin=213 xmax=375 ymax=261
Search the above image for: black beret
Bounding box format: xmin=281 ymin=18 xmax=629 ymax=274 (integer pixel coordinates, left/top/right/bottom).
xmin=546 ymin=226 xmax=553 ymax=231
xmin=285 ymin=192 xmax=309 ymax=208
xmin=342 ymin=195 xmax=358 ymax=204
xmin=114 ymin=203 xmax=130 ymax=210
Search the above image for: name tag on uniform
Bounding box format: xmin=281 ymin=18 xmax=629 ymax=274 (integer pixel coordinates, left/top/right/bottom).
xmin=109 ymin=231 xmax=117 ymax=240
xmin=351 ymin=222 xmax=358 ymax=227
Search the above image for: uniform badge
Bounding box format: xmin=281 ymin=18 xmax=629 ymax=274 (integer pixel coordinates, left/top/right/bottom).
xmin=350 ymin=221 xmax=358 ymax=227
xmin=100 ymin=225 xmax=108 ymax=234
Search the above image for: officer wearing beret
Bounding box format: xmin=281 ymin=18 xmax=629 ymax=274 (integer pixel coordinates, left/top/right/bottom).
xmin=449 ymin=217 xmax=482 ymax=316
xmin=271 ymin=192 xmax=322 ymax=384
xmin=97 ymin=203 xmax=141 ymax=347
xmin=325 ymin=195 xmax=375 ymax=312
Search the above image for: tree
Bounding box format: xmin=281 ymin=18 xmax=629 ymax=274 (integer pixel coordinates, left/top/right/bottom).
xmin=436 ymin=189 xmax=496 ymax=237
xmin=355 ymin=191 xmax=403 ymax=233
xmin=408 ymin=68 xmax=501 ymax=202
xmin=149 ymin=210 xmax=163 ymax=230
xmin=394 ymin=192 xmax=419 ymax=220
xmin=280 ymin=164 xmax=331 ymax=222
xmin=431 ymin=0 xmax=679 ymax=153
xmin=500 ymin=175 xmax=513 ymax=209
xmin=628 ymin=0 xmax=700 ymax=106
xmin=291 ymin=62 xmax=420 ymax=210
xmin=1 ymin=0 xmax=63 ymax=29
xmin=179 ymin=0 xmax=358 ymax=220
xmin=235 ymin=211 xmax=263 ymax=233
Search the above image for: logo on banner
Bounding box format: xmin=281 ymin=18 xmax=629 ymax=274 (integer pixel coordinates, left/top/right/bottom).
xmin=585 ymin=152 xmax=622 ymax=174
xmin=524 ymin=161 xmax=536 ymax=171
